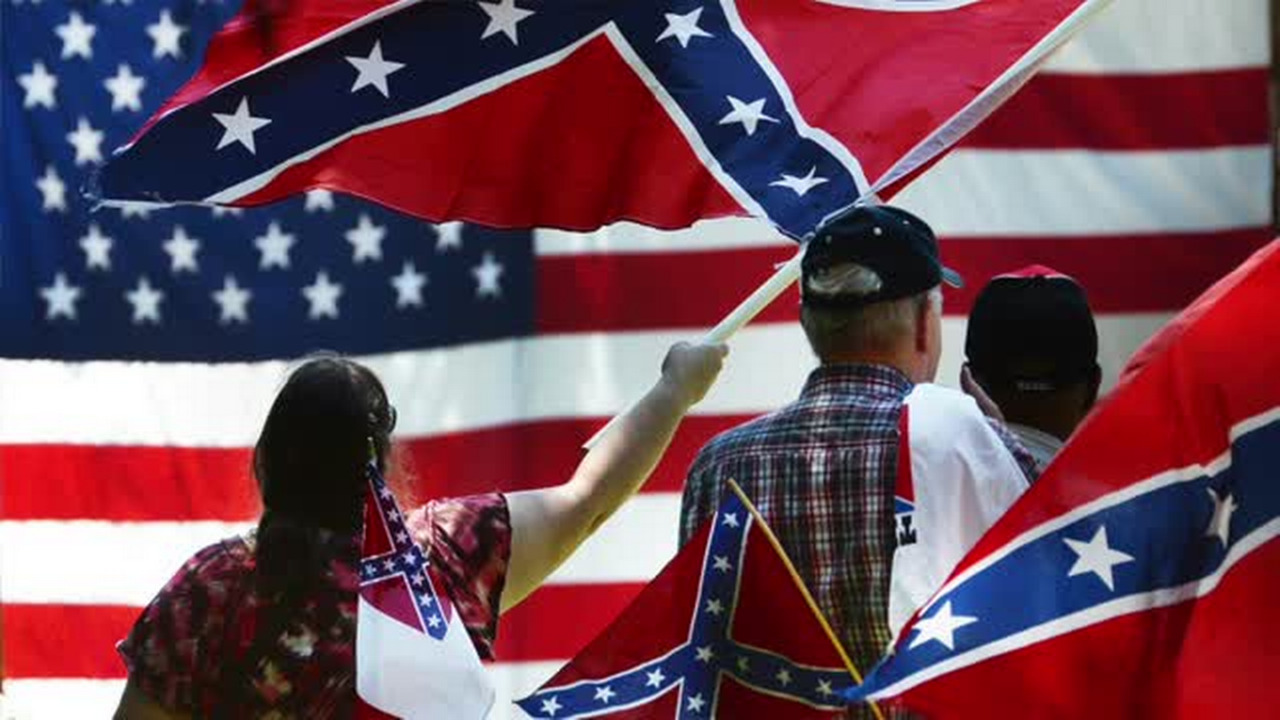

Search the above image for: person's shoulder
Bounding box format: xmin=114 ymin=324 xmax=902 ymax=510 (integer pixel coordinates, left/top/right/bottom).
xmin=903 ymin=383 xmax=988 ymax=430
xmin=163 ymin=534 xmax=254 ymax=596
xmin=689 ymin=411 xmax=788 ymax=473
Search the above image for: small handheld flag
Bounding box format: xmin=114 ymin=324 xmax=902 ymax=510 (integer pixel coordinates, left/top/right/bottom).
xmin=516 ymin=479 xmax=878 ymax=719
xmin=356 ymin=464 xmax=494 ymax=718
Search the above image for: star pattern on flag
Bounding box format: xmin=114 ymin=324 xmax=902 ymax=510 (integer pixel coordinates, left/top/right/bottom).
xmin=7 ymin=1 xmax=532 ymax=366
xmin=657 ymin=7 xmax=714 ymax=48
xmin=1205 ymin=487 xmax=1238 ymax=547
xmin=103 ymin=63 xmax=146 ymax=111
xmin=67 ymin=117 xmax=105 ymax=165
xmin=719 ymin=96 xmax=779 ymax=136
xmin=346 ymin=40 xmax=405 ymax=98
xmin=909 ymin=600 xmax=978 ymax=651
xmin=146 ymin=10 xmax=187 ymax=59
xmin=478 ymin=0 xmax=535 ymax=44
xmin=213 ymin=97 xmax=271 ymax=153
xmin=518 ymin=492 xmax=854 ymax=717
xmin=56 ymin=11 xmax=96 ymax=60
xmin=1064 ymin=525 xmax=1134 ymax=591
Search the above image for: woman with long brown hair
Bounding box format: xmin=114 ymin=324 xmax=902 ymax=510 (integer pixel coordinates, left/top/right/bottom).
xmin=114 ymin=342 xmax=726 ymax=718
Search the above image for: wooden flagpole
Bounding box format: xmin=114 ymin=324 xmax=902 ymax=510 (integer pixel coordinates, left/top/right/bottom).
xmin=580 ymin=248 xmax=804 ymax=449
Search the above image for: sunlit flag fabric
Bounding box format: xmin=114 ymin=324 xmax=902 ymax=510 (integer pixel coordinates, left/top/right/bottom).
xmin=357 ymin=464 xmax=494 ymax=718
xmin=97 ymin=0 xmax=1107 ymax=238
xmin=843 ymin=240 xmax=1280 ymax=717
xmin=516 ymin=481 xmax=872 ymax=719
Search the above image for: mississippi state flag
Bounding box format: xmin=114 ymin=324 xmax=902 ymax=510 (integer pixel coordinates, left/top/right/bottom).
xmin=98 ymin=0 xmax=1108 ymax=239
xmin=845 ymin=239 xmax=1280 ymax=717
xmin=357 ymin=465 xmax=494 ymax=718
xmin=516 ymin=480 xmax=871 ymax=719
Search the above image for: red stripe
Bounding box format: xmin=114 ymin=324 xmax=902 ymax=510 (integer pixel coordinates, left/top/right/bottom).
xmin=3 ymin=584 xmax=643 ymax=678
xmin=1 ymin=416 xmax=750 ymax=521
xmin=537 ymin=228 xmax=1273 ymax=332
xmin=964 ymin=69 xmax=1269 ymax=150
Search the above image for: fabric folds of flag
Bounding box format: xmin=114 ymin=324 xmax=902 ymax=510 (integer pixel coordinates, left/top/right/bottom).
xmin=356 ymin=464 xmax=494 ymax=719
xmin=843 ymin=239 xmax=1280 ymax=717
xmin=515 ymin=480 xmax=873 ymax=719
xmin=97 ymin=0 xmax=1109 ymax=238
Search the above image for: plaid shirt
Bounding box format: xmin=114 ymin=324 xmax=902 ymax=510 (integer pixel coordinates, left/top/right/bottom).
xmin=679 ymin=364 xmax=1036 ymax=719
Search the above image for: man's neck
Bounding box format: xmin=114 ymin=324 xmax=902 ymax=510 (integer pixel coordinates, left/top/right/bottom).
xmin=821 ymin=351 xmax=920 ymax=383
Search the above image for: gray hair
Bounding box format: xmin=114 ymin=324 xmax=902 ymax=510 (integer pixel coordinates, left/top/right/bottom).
xmin=801 ymin=263 xmax=941 ymax=360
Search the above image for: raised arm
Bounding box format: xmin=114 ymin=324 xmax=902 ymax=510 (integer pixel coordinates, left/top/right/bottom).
xmin=500 ymin=342 xmax=727 ymax=613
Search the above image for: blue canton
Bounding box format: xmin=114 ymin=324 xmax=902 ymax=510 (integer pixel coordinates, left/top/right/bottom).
xmin=360 ymin=463 xmax=449 ymax=640
xmin=517 ymin=491 xmax=853 ymax=718
xmin=2 ymin=0 xmax=533 ymax=362
xmin=97 ymin=1 xmax=867 ymax=240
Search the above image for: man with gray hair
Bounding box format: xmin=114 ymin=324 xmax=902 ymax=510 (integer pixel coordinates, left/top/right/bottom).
xmin=679 ymin=206 xmax=1037 ymax=716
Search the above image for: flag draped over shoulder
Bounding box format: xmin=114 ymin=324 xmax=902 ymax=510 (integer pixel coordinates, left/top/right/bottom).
xmin=357 ymin=465 xmax=494 ymax=718
xmin=97 ymin=0 xmax=1108 ymax=238
xmin=845 ymin=240 xmax=1280 ymax=717
xmin=516 ymin=481 xmax=870 ymax=719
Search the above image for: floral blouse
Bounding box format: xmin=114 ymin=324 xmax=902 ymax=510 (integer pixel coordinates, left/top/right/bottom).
xmin=118 ymin=493 xmax=511 ymax=719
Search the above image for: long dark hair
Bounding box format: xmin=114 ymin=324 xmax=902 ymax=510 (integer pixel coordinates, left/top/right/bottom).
xmin=230 ymin=356 xmax=394 ymax=710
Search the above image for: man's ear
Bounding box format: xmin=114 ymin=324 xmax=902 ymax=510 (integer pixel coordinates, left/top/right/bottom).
xmin=914 ymin=295 xmax=932 ymax=353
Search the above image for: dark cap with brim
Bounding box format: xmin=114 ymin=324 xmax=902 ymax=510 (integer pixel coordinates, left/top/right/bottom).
xmin=801 ymin=205 xmax=962 ymax=308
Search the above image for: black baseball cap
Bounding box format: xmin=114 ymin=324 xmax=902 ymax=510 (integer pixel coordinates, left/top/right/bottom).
xmin=801 ymin=205 xmax=963 ymax=308
xmin=965 ymin=265 xmax=1099 ymax=391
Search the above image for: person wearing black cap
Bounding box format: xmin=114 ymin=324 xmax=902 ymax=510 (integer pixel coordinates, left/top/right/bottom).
xmin=964 ymin=266 xmax=1102 ymax=469
xmin=678 ymin=206 xmax=1038 ymax=716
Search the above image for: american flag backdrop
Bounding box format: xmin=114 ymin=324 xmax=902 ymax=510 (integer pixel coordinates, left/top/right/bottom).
xmin=0 ymin=1 xmax=1271 ymax=718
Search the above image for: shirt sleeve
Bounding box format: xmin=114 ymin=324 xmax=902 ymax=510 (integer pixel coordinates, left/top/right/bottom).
xmin=679 ymin=449 xmax=721 ymax=548
xmin=406 ymin=493 xmax=511 ymax=660
xmin=116 ymin=542 xmax=236 ymax=714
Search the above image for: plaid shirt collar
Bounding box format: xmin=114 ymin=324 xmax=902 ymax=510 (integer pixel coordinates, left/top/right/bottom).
xmin=800 ymin=362 xmax=914 ymax=403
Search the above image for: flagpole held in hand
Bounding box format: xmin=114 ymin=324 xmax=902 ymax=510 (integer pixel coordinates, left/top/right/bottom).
xmin=581 ymin=249 xmax=804 ymax=450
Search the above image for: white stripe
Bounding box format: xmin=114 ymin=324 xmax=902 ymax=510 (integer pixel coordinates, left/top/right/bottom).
xmin=0 ymin=496 xmax=681 ymax=605
xmin=895 ymin=147 xmax=1270 ymax=237
xmin=545 ymin=494 xmax=679 ymax=584
xmin=871 ymin=516 xmax=1280 ymax=699
xmin=1 ymin=664 xmax=561 ymax=720
xmin=534 ymin=218 xmax=789 ymax=256
xmin=0 ymin=316 xmax=1170 ymax=446
xmin=1043 ymin=0 xmax=1268 ymax=74
xmin=0 ymin=520 xmax=252 ymax=605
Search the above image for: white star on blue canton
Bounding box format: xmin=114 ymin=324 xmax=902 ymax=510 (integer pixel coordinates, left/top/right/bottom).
xmin=478 ymin=0 xmax=534 ymax=44
xmin=67 ymin=117 xmax=105 ymax=166
xmin=346 ymin=40 xmax=405 ymax=98
xmin=18 ymin=61 xmax=58 ymax=109
xmin=302 ymin=271 xmax=343 ymax=320
xmin=721 ymin=512 xmax=739 ymax=528
xmin=147 ymin=10 xmax=187 ymax=59
xmin=644 ymin=667 xmax=666 ymax=688
xmin=593 ymin=685 xmax=616 ymax=703
xmin=539 ymin=695 xmax=562 ymax=716
xmin=705 ymin=598 xmax=724 ymax=616
xmin=80 ymin=224 xmax=113 ymax=270
xmin=55 ymin=11 xmax=96 ymax=60
xmin=718 ymin=96 xmax=778 ymax=136
xmin=686 ymin=693 xmax=706 ymax=713
xmin=126 ymin=277 xmax=164 ymax=325
xmin=213 ymin=97 xmax=271 ymax=154
xmin=162 ymin=226 xmax=201 ymax=273
xmin=713 ymin=555 xmax=732 ymax=572
xmin=255 ymin=222 xmax=295 ymax=269
xmin=657 ymin=7 xmax=713 ymax=48
xmin=909 ymin=600 xmax=978 ymax=651
xmin=40 ymin=273 xmax=81 ymax=321
xmin=1205 ymin=487 xmax=1238 ymax=547
xmin=1064 ymin=525 xmax=1134 ymax=591
xmin=213 ymin=276 xmax=251 ymax=324
xmin=104 ymin=64 xmax=146 ymax=112
xmin=770 ymin=167 xmax=829 ymax=197
xmin=695 ymin=645 xmax=714 ymax=663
